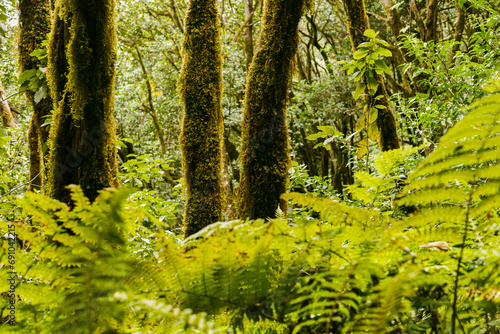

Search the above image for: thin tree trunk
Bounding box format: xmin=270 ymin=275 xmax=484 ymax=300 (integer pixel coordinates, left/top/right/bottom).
xmin=244 ymin=0 xmax=254 ymax=70
xmin=222 ymin=139 xmax=236 ymax=220
xmin=28 ymin=112 xmax=42 ymax=190
xmin=18 ymin=0 xmax=53 ymax=191
xmin=450 ymin=0 xmax=466 ymax=58
xmin=135 ymin=45 xmax=177 ymax=187
xmin=343 ymin=0 xmax=400 ymax=151
xmin=178 ymin=0 xmax=224 ymax=237
xmin=0 ymin=79 xmax=16 ymax=128
xmin=238 ymin=0 xmax=312 ymax=220
xmin=424 ymin=0 xmax=439 ymax=42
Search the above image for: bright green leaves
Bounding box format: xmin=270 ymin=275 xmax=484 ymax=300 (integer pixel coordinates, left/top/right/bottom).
xmin=340 ymin=30 xmax=393 ymax=159
xmin=349 ymin=144 xmax=427 ymax=209
xmin=373 ymin=59 xmax=391 ymax=75
xmin=306 ymin=125 xmax=344 ymax=150
xmin=354 ymin=83 xmax=365 ymax=100
xmin=366 ymin=76 xmax=378 ymax=94
xmin=353 ymin=48 xmax=370 ymax=60
xmin=18 ymin=40 xmax=50 ymax=104
xmin=341 ymin=30 xmax=392 ymax=101
xmin=364 ymin=29 xmax=377 ymax=39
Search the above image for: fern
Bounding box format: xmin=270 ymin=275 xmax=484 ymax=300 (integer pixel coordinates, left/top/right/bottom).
xmin=0 ymin=186 xmax=217 ymax=334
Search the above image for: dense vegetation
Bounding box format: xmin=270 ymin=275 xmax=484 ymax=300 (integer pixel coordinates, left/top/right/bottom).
xmin=1 ymin=0 xmax=500 ymax=333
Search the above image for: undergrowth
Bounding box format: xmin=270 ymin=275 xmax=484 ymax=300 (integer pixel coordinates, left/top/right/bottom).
xmin=1 ymin=81 xmax=500 ymax=332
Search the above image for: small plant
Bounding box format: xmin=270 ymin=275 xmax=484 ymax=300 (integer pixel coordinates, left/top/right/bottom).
xmin=340 ymin=29 xmax=393 ymax=163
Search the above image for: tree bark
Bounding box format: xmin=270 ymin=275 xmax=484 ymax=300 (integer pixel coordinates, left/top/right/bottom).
xmin=0 ymin=79 xmax=16 ymax=128
xmin=45 ymin=0 xmax=119 ymax=204
xmin=244 ymin=0 xmax=254 ymax=70
xmin=450 ymin=0 xmax=466 ymax=58
xmin=424 ymin=0 xmax=439 ymax=42
xmin=343 ymin=0 xmax=400 ymax=151
xmin=178 ymin=0 xmax=224 ymax=237
xmin=238 ymin=0 xmax=311 ymax=220
xmin=18 ymin=0 xmax=53 ymax=191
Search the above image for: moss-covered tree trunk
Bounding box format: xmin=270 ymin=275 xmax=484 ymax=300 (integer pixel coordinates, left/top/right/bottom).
xmin=18 ymin=0 xmax=53 ymax=191
xmin=45 ymin=0 xmax=118 ymax=204
xmin=178 ymin=0 xmax=224 ymax=237
xmin=238 ymin=0 xmax=311 ymax=220
xmin=344 ymin=0 xmax=400 ymax=151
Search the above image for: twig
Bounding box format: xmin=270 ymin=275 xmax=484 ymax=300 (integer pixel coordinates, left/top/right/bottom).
xmin=0 ymin=89 xmax=29 ymax=104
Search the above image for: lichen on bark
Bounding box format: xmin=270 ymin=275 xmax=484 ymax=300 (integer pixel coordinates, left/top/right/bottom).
xmin=238 ymin=0 xmax=311 ymax=220
xmin=45 ymin=0 xmax=118 ymax=204
xmin=178 ymin=0 xmax=224 ymax=237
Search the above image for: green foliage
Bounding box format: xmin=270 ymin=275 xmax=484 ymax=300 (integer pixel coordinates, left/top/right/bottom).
xmin=340 ymin=29 xmax=394 ymax=159
xmin=143 ymin=85 xmax=500 ymax=333
xmin=0 ymin=186 xmax=216 ymax=333
xmin=397 ymin=14 xmax=500 ymax=145
xmin=288 ymin=161 xmax=336 ymax=198
xmin=1 ymin=84 xmax=500 ymax=333
xmin=18 ymin=40 xmax=49 ymax=104
xmin=347 ymin=143 xmax=426 ymax=212
xmin=0 ymin=0 xmax=15 ymax=37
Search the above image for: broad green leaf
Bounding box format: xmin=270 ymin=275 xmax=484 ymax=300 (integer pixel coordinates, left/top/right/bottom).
xmin=358 ymin=41 xmax=374 ymax=48
xmin=317 ymin=125 xmax=335 ymax=136
xmin=354 ymin=83 xmax=366 ymax=100
xmin=354 ymin=69 xmax=365 ymax=82
xmin=357 ymin=138 xmax=369 ymax=159
xmin=374 ymin=47 xmax=392 ymax=57
xmin=377 ymin=39 xmax=390 ymax=47
xmin=373 ymin=60 xmax=392 ymax=75
xmin=353 ymin=48 xmax=369 ymax=59
xmin=18 ymin=69 xmax=38 ymax=87
xmin=340 ymin=62 xmax=352 ymax=71
xmin=368 ymin=122 xmax=379 ymax=141
xmin=364 ymin=29 xmax=378 ymax=39
xmin=367 ymin=76 xmax=378 ymax=93
xmin=306 ymin=132 xmax=328 ymax=140
xmin=356 ymin=114 xmax=366 ymax=131
xmin=369 ymin=107 xmax=378 ymax=124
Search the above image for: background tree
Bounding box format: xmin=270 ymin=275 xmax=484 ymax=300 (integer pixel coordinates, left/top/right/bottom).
xmin=238 ymin=0 xmax=313 ymax=220
xmin=0 ymin=79 xmax=16 ymax=128
xmin=178 ymin=0 xmax=224 ymax=236
xmin=45 ymin=0 xmax=119 ymax=204
xmin=18 ymin=0 xmax=53 ymax=191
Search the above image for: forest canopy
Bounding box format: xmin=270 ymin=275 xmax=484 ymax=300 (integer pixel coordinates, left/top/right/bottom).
xmin=1 ymin=0 xmax=500 ymax=333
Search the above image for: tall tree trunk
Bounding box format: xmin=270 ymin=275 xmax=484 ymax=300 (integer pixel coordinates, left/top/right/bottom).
xmin=343 ymin=0 xmax=400 ymax=151
xmin=0 ymin=79 xmax=16 ymax=128
xmin=18 ymin=0 xmax=53 ymax=191
xmin=243 ymin=0 xmax=254 ymax=70
xmin=238 ymin=0 xmax=312 ymax=220
xmin=45 ymin=0 xmax=119 ymax=204
xmin=178 ymin=0 xmax=224 ymax=237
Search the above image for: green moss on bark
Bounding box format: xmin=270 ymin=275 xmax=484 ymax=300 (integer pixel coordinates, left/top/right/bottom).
xmin=45 ymin=0 xmax=118 ymax=204
xmin=238 ymin=0 xmax=310 ymax=220
xmin=178 ymin=0 xmax=224 ymax=237
xmin=343 ymin=0 xmax=400 ymax=151
xmin=18 ymin=0 xmax=53 ymax=189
